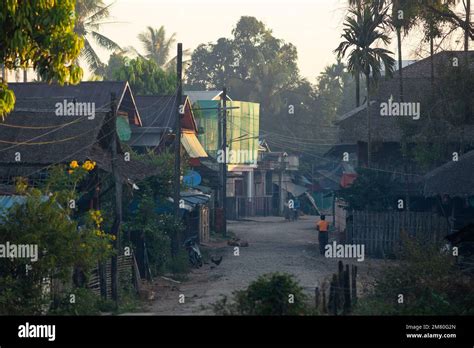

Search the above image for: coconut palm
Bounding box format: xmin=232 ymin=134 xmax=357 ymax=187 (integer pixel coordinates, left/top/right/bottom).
xmin=75 ymin=0 xmax=121 ymax=76
xmin=137 ymin=26 xmax=187 ymax=69
xmin=347 ymin=0 xmax=388 ymax=106
xmin=388 ymin=0 xmax=418 ymax=101
xmin=335 ymin=3 xmax=395 ymax=167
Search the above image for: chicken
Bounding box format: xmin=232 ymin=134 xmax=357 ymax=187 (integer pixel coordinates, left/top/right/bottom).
xmin=210 ymin=255 xmax=223 ymax=266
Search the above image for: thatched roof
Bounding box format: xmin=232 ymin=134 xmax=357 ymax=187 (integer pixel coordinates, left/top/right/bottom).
xmin=400 ymin=51 xmax=474 ymax=78
xmin=132 ymin=95 xmax=196 ymax=131
xmin=9 ymin=81 xmax=142 ymax=126
xmin=0 ymin=110 xmax=158 ymax=183
xmin=0 ymin=111 xmax=108 ymax=165
xmin=336 ymin=50 xmax=474 ymax=144
xmin=424 ymin=150 xmax=474 ymax=197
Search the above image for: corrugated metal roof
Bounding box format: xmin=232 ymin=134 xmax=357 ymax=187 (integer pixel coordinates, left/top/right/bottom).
xmin=185 ymin=90 xmax=232 ymax=104
xmin=0 ymin=195 xmax=49 ymax=221
xmin=181 ymin=131 xmax=208 ymax=158
xmin=276 ymin=182 xmax=308 ymax=197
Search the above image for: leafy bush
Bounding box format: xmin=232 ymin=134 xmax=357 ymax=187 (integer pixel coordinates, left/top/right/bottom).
xmin=354 ymin=236 xmax=474 ymax=315
xmin=48 ymin=288 xmax=103 ymax=315
xmin=167 ymin=250 xmax=190 ymax=278
xmin=212 ymin=273 xmax=311 ymax=315
xmin=337 ymin=168 xmax=399 ymax=211
xmin=0 ymin=165 xmax=113 ymax=315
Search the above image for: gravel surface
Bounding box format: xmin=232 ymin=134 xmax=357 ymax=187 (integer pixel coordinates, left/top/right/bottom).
xmin=146 ymin=215 xmax=391 ymax=315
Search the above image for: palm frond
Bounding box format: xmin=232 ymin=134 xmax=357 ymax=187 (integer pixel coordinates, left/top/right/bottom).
xmin=91 ymin=31 xmax=121 ymax=51
xmin=80 ymin=39 xmax=104 ymax=73
xmin=86 ymin=2 xmax=113 ymax=23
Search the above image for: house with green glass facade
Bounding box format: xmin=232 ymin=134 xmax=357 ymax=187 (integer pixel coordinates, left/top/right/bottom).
xmin=187 ymin=90 xmax=265 ymax=219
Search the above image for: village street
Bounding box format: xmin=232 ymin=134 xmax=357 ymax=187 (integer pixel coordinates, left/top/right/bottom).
xmin=144 ymin=216 xmax=390 ymax=315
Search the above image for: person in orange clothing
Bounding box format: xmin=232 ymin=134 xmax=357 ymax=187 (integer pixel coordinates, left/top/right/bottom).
xmin=316 ymin=215 xmax=329 ymax=255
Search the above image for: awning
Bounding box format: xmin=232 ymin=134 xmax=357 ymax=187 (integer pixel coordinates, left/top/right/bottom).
xmin=0 ymin=195 xmax=51 ymax=222
xmin=181 ymin=131 xmax=208 ymax=158
xmin=168 ymin=190 xmax=211 ymax=212
xmin=276 ymin=182 xmax=308 ymax=197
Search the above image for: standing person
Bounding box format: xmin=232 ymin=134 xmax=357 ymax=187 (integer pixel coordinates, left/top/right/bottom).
xmin=293 ymin=197 xmax=300 ymax=220
xmin=316 ymin=215 xmax=329 ymax=255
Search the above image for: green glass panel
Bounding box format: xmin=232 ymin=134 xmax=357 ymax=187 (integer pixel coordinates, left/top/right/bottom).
xmin=117 ymin=116 xmax=131 ymax=141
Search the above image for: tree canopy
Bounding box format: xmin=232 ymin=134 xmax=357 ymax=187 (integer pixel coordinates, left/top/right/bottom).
xmin=186 ymin=16 xmax=355 ymax=154
xmin=105 ymin=54 xmax=176 ymax=95
xmin=0 ymin=0 xmax=83 ymax=119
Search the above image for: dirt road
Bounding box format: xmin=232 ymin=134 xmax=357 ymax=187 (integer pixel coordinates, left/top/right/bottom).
xmin=146 ymin=215 xmax=389 ymax=315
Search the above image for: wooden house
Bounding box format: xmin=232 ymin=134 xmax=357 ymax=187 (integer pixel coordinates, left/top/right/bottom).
xmin=424 ymin=149 xmax=474 ymax=232
xmin=332 ymin=50 xmax=474 ymax=174
xmin=129 ymin=94 xmax=210 ymax=242
xmin=0 ymin=81 xmax=161 ymax=298
xmin=0 ymin=82 xmax=157 ymax=194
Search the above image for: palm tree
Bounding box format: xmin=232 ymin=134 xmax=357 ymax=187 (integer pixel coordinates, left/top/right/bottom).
xmin=335 ymin=3 xmax=395 ymax=167
xmin=391 ymin=0 xmax=417 ymax=102
xmin=349 ymin=0 xmax=415 ymax=102
xmin=347 ymin=0 xmax=388 ymax=106
xmin=74 ymin=0 xmax=121 ymax=76
xmin=138 ymin=26 xmax=179 ymax=68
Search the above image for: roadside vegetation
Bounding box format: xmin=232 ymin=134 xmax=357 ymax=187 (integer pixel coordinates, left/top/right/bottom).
xmin=354 ymin=236 xmax=474 ymax=315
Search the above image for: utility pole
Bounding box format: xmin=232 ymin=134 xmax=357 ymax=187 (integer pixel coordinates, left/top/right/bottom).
xmin=110 ymin=92 xmax=121 ymax=308
xmin=173 ymin=43 xmax=183 ymax=256
xmin=465 ymin=0 xmax=471 ymax=53
xmin=217 ymin=101 xmax=222 ymax=209
xmin=221 ymin=87 xmax=227 ymax=237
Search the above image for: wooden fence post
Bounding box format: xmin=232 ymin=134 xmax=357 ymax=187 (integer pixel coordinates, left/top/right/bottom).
xmin=351 ymin=264 xmax=358 ymax=305
xmin=338 ymin=260 xmax=344 ymax=312
xmin=328 ymin=274 xmax=338 ymax=315
xmin=322 ymin=287 xmax=327 ymax=314
xmin=343 ymin=264 xmax=351 ymax=314
xmin=315 ymin=287 xmax=320 ymax=311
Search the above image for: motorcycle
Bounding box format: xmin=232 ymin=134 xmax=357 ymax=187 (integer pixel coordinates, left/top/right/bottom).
xmin=183 ymin=236 xmax=203 ymax=268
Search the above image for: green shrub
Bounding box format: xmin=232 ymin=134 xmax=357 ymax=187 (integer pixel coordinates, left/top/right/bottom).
xmin=354 ymin=236 xmax=474 ymax=315
xmin=168 ymin=250 xmax=190 ymax=278
xmin=212 ymin=273 xmax=311 ymax=315
xmin=0 ymin=189 xmax=113 ymax=315
xmin=49 ymin=288 xmax=102 ymax=315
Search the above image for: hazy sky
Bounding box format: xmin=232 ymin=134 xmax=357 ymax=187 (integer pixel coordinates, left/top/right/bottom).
xmin=94 ymin=0 xmax=466 ymax=82
xmin=93 ymin=0 xmax=349 ymax=81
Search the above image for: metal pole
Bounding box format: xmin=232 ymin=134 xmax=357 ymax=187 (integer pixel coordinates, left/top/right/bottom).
xmin=110 ymin=92 xmax=121 ymax=307
xmin=173 ymin=43 xmax=183 ymax=256
xmin=222 ymin=87 xmax=227 ymax=237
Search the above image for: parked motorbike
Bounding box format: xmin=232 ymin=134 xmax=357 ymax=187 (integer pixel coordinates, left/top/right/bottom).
xmin=183 ymin=236 xmax=203 ymax=268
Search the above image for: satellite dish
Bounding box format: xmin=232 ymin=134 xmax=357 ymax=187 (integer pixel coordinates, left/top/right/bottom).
xmin=183 ymin=170 xmax=201 ymax=187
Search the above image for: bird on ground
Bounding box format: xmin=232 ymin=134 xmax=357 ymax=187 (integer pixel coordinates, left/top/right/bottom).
xmin=210 ymin=256 xmax=223 ymax=266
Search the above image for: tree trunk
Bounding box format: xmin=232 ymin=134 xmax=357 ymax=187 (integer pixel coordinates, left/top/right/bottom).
xmin=397 ymin=27 xmax=404 ymax=102
xmin=366 ymin=71 xmax=371 ymax=168
xmin=23 ymin=69 xmax=27 ymax=82
xmin=355 ymin=71 xmax=360 ymax=107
